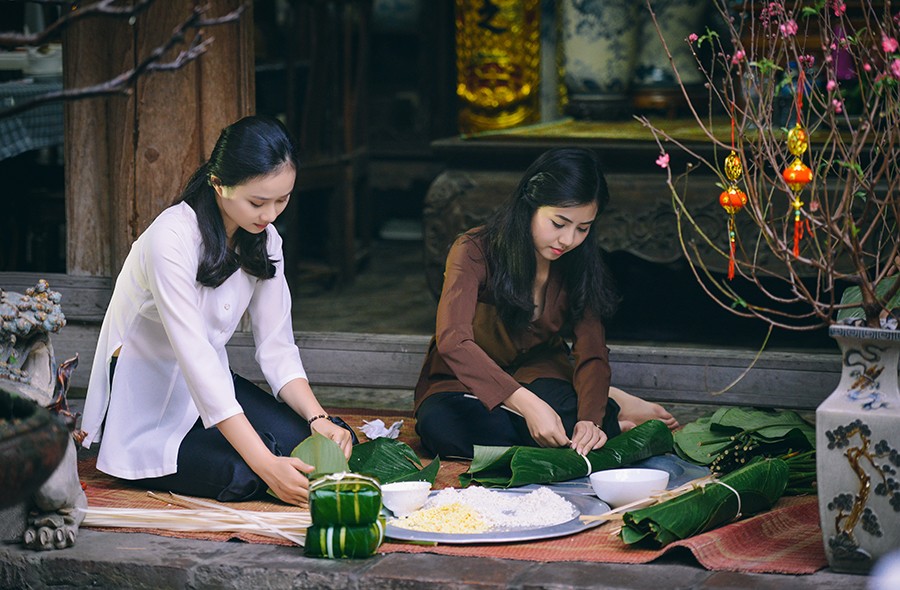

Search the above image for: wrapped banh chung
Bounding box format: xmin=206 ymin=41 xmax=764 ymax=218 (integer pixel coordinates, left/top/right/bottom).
xmin=304 ymin=472 xmax=385 ymax=558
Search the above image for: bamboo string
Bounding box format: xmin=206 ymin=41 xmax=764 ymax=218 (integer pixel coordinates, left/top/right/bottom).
xmin=78 ymin=491 xmax=311 ymax=546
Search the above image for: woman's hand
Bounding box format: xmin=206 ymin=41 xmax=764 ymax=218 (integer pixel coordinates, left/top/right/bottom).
xmin=311 ymin=418 xmax=354 ymax=459
xmin=570 ymin=420 xmax=607 ymax=456
xmin=256 ymin=455 xmax=315 ymax=507
xmin=216 ymin=414 xmax=316 ymax=506
xmin=505 ymin=387 xmax=570 ymax=448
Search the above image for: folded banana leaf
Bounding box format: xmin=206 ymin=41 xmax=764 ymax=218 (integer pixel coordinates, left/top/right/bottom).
xmin=309 ymin=472 xmax=382 ymax=526
xmin=304 ymin=517 xmax=386 ymax=559
xmin=620 ymin=457 xmax=789 ymax=548
xmin=349 ymin=438 xmax=440 ymax=485
xmin=460 ymin=419 xmax=674 ymax=488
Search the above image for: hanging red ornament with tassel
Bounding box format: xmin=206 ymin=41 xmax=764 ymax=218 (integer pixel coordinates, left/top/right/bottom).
xmin=719 ymin=150 xmax=746 ymax=280
xmin=781 ymin=68 xmax=813 ymax=257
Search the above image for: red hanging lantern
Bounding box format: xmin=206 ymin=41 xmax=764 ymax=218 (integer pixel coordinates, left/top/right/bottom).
xmin=719 ymin=150 xmax=746 ymax=280
xmin=782 ymin=157 xmax=812 ymax=193
xmin=782 ymin=123 xmax=813 ymax=256
xmin=719 ymin=186 xmax=748 ymax=215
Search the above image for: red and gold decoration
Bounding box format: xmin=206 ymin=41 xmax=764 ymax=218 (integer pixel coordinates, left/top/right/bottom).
xmin=719 ymin=150 xmax=747 ymax=280
xmin=781 ymin=69 xmax=813 ymax=257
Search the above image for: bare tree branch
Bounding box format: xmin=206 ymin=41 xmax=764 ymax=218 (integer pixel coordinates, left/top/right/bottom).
xmin=0 ymin=3 xmax=246 ymax=119
xmin=0 ymin=0 xmax=157 ymax=48
xmin=642 ymin=0 xmax=900 ymax=330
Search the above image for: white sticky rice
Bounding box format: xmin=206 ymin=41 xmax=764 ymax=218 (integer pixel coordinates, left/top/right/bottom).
xmin=391 ymin=486 xmax=577 ymax=533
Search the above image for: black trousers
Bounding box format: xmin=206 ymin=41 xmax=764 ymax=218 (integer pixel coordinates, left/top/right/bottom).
xmin=129 ymin=372 xmax=312 ymax=502
xmin=415 ymin=378 xmax=622 ymax=460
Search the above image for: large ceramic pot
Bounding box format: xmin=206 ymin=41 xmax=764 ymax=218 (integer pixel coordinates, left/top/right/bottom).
xmin=632 ymin=0 xmax=710 ymax=117
xmin=0 ymin=388 xmax=68 ymax=509
xmin=561 ymin=0 xmax=640 ymax=120
xmin=816 ymin=325 xmax=900 ymax=574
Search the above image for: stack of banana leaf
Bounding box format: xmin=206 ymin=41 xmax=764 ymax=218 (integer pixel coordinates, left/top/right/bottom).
xmin=673 ymin=407 xmax=816 ymax=495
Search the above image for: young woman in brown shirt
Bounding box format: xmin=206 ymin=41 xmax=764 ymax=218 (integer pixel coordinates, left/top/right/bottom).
xmin=414 ymin=147 xmax=677 ymax=460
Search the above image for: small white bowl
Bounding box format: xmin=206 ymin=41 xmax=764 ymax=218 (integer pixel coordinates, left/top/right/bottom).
xmin=381 ymin=481 xmax=432 ymax=517
xmin=589 ymin=468 xmax=670 ymax=508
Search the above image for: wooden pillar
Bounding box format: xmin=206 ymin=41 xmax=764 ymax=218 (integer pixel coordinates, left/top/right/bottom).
xmin=63 ymin=0 xmax=254 ymax=277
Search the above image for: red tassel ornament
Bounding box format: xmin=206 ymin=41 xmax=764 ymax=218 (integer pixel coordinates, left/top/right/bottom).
xmin=719 ymin=150 xmax=746 ymax=280
xmin=782 ymin=124 xmax=812 ymax=256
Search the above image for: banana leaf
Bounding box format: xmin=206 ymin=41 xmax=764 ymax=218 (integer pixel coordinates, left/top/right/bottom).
xmin=620 ymin=457 xmax=789 ymax=548
xmin=290 ymin=432 xmax=350 ymax=478
xmin=304 ymin=517 xmax=386 ymax=559
xmin=675 ymin=408 xmax=814 ymax=465
xmin=837 ymin=276 xmax=899 ymax=321
xmin=309 ymin=473 xmax=382 ymax=526
xmin=673 ymin=407 xmax=815 ymax=489
xmin=460 ymin=419 xmax=674 ymax=488
xmin=349 ymin=438 xmax=440 ymax=485
xmin=268 ymin=432 xmax=351 ymax=500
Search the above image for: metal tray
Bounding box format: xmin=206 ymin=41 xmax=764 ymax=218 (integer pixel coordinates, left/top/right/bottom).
xmin=384 ymin=489 xmax=610 ymax=545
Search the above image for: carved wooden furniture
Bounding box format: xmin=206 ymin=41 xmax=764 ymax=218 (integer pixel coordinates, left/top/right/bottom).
xmin=422 ymin=130 xmax=723 ymax=298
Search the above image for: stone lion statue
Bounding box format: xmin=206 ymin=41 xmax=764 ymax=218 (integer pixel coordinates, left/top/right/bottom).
xmin=0 ymin=280 xmax=87 ymax=550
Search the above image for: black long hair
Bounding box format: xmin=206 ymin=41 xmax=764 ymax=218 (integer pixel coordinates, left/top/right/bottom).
xmin=475 ymin=147 xmax=619 ymax=334
xmin=173 ymin=115 xmax=298 ymax=287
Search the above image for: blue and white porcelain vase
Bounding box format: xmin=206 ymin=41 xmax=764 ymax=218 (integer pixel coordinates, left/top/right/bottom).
xmin=631 ymin=0 xmax=709 ymax=116
xmin=561 ymin=0 xmax=640 ymax=120
xmin=816 ymin=325 xmax=900 ymax=574
xmin=633 ymin=0 xmax=708 ymax=90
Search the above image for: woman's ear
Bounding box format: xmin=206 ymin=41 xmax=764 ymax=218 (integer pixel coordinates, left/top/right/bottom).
xmin=209 ymin=175 xmax=223 ymax=196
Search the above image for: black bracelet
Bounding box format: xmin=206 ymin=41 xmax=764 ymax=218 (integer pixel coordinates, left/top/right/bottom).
xmin=308 ymin=413 xmax=329 ymax=426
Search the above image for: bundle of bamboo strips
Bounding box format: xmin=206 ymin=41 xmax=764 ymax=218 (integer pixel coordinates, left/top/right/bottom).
xmin=79 ymin=492 xmax=311 ymax=546
xmin=579 ymin=474 xmax=717 ymax=526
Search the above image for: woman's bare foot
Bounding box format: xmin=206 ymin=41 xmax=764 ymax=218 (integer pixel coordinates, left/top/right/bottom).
xmin=609 ymin=387 xmax=679 ymax=431
xmin=618 ymin=419 xmax=637 ymax=432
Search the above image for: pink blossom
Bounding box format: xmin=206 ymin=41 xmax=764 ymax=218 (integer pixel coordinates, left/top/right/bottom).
xmin=688 ymin=33 xmax=698 ymax=43
xmin=832 ymin=1 xmax=846 ymax=16
xmin=798 ymin=54 xmax=816 ymax=67
xmin=809 ymin=200 xmax=820 ymax=212
xmin=656 ymin=153 xmax=670 ymax=169
xmin=731 ymin=50 xmax=746 ymax=65
xmin=863 ymin=63 xmax=872 ymax=72
xmin=779 ymin=19 xmax=798 ymax=38
xmin=883 ymin=36 xmax=899 ymax=54
xmin=832 ymin=98 xmax=844 ymax=113
xmin=826 ymin=79 xmax=838 ymax=92
xmin=892 ymin=58 xmax=900 ymax=79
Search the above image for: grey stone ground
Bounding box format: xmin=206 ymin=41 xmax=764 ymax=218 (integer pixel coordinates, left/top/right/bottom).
xmin=0 ymin=528 xmax=869 ymax=590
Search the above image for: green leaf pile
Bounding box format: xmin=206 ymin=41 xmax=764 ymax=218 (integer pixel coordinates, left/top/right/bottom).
xmin=673 ymin=407 xmax=815 ymax=494
xmin=349 ymin=438 xmax=440 ymax=485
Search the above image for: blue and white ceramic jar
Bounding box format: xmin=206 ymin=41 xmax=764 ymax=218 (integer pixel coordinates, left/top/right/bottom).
xmin=561 ymin=0 xmax=640 ymax=119
xmin=816 ymin=325 xmax=900 ymax=574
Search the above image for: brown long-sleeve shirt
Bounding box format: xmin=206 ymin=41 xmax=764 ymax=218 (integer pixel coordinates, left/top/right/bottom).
xmin=414 ymin=232 xmax=612 ymax=426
